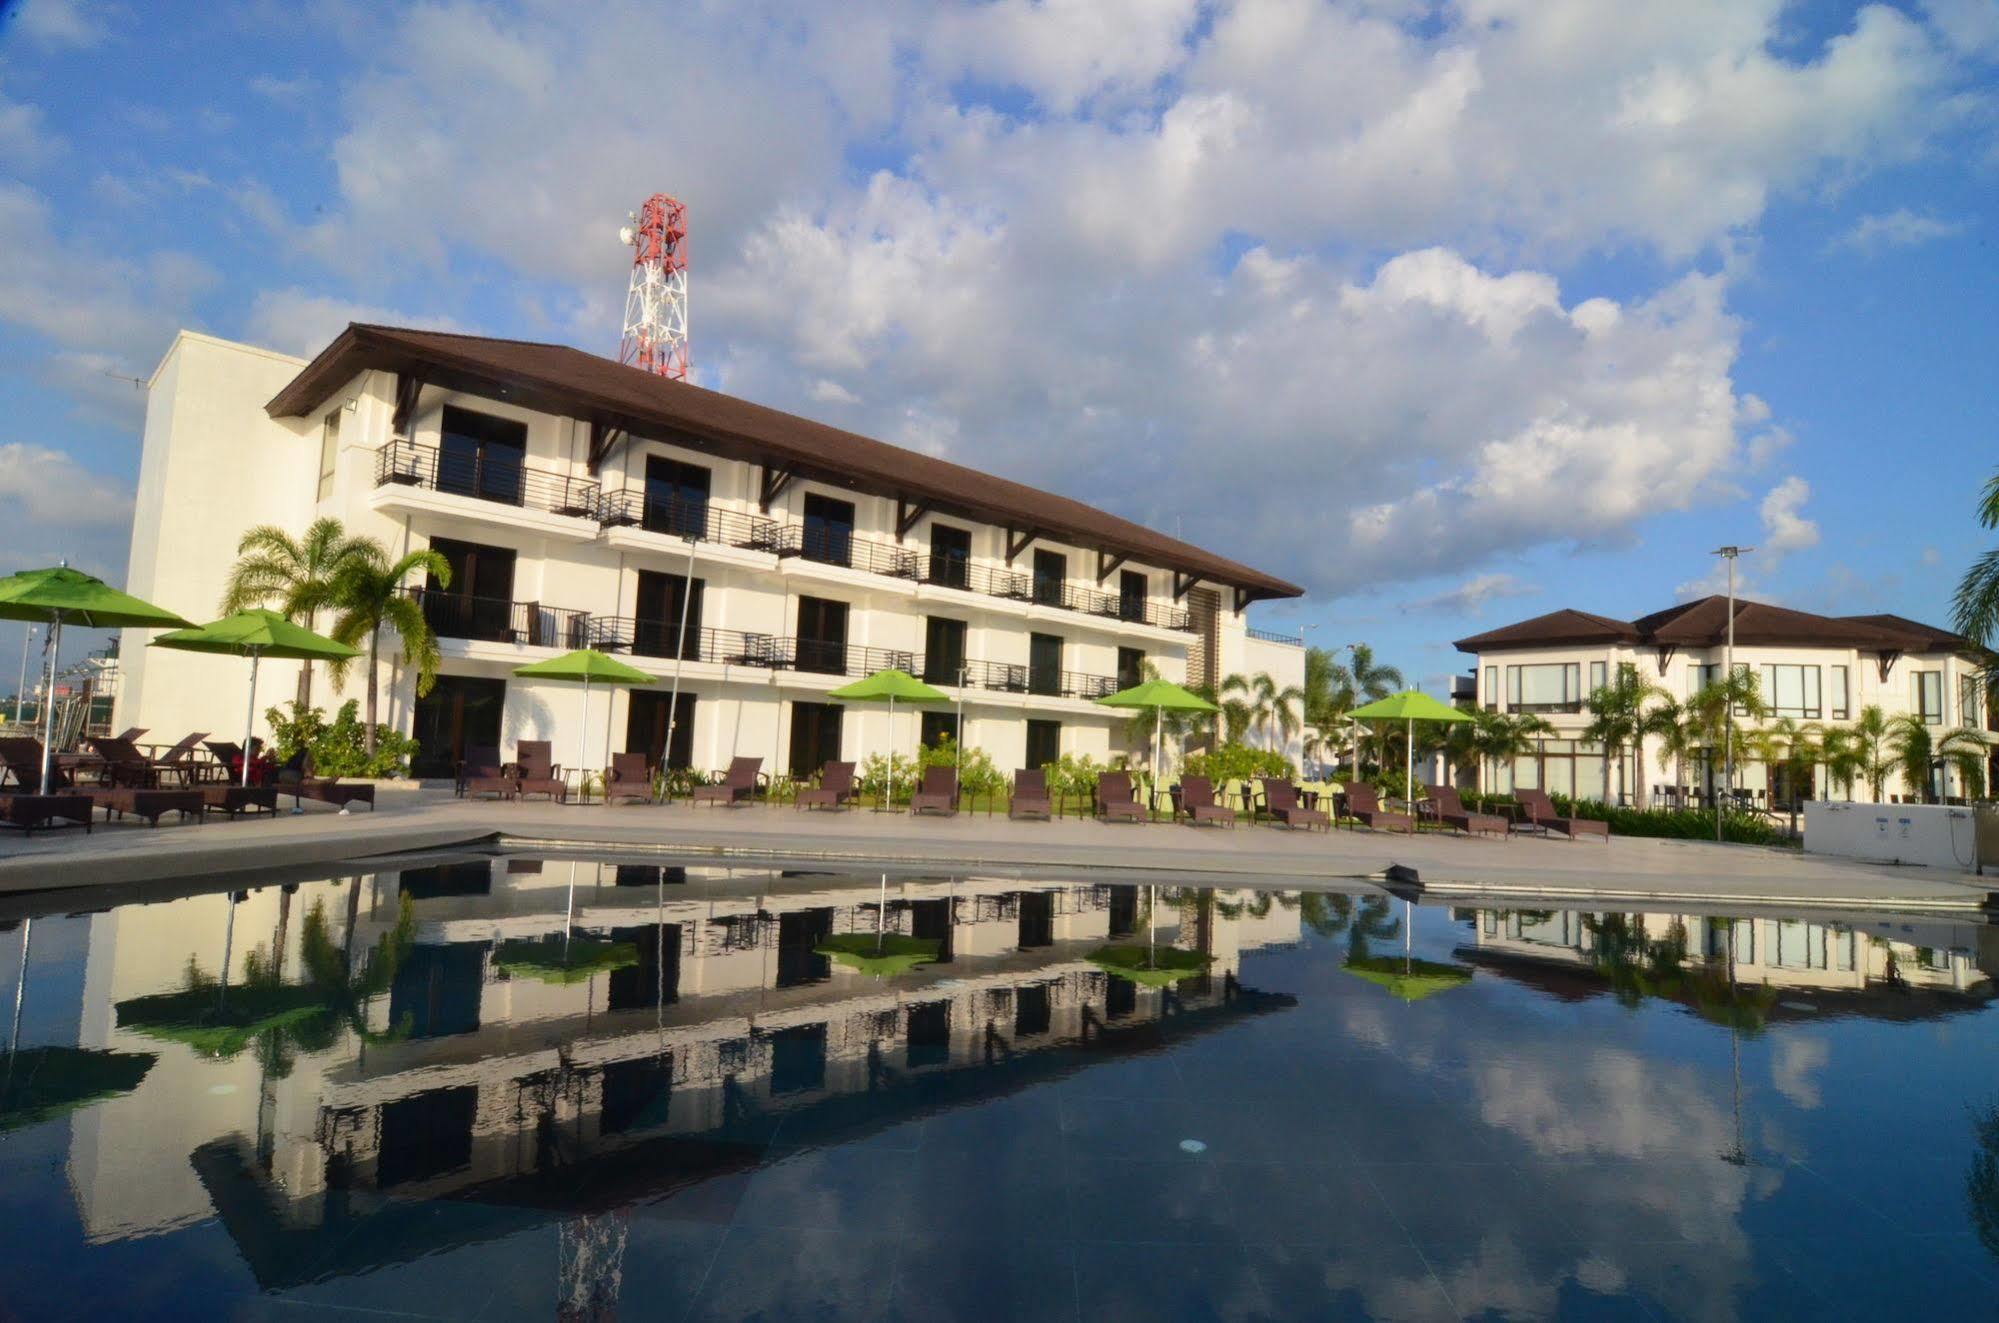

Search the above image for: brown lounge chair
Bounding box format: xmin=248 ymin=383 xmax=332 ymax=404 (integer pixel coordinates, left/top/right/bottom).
xmin=1423 ymin=783 xmax=1508 ymax=839
xmin=1180 ymin=775 xmax=1236 ymax=827
xmin=910 ymin=765 xmax=959 ymax=816
xmin=796 ymin=760 xmax=857 ymax=811
xmin=275 ymin=753 xmax=377 ymax=811
xmin=460 ymin=747 xmax=516 ymax=799
xmin=202 ymin=740 xmax=247 ymax=784
xmin=1259 ymin=777 xmax=1330 ymax=831
xmin=113 ymin=727 xmax=148 ymax=743
xmin=90 ymin=735 xmax=186 ymax=787
xmin=1514 ymin=788 xmax=1610 ymax=841
xmin=202 ymin=785 xmax=278 ymax=818
xmin=1 ymin=737 xmax=200 ymax=825
xmin=513 ymin=741 xmax=567 ymax=802
xmin=0 ymin=794 xmax=94 ymax=834
xmin=1009 ymin=768 xmax=1052 ymax=820
xmin=694 ymin=756 xmax=761 ymax=807
xmin=1095 ymin=772 xmax=1149 ymax=823
xmin=1342 ymin=783 xmax=1412 ymax=833
xmin=604 ymin=752 xmax=655 ymax=805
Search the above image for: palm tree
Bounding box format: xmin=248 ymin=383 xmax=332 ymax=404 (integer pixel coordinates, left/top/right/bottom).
xmin=1886 ymin=715 xmax=1989 ymax=803
xmin=1851 ymin=705 xmax=1894 ymax=800
xmin=1582 ymin=663 xmax=1667 ymax=807
xmin=1640 ymin=695 xmax=1692 ymax=805
xmin=1219 ymin=672 xmax=1300 ymax=750
xmin=221 ymin=518 xmax=380 ymax=709
xmin=1682 ymin=671 xmax=1768 ymax=798
xmin=1459 ymin=710 xmax=1553 ymax=793
xmin=1329 ymin=644 xmax=1403 ymax=704
xmin=1300 ymin=646 xmax=1353 ymax=773
xmin=328 ymin=547 xmax=452 ymax=755
xmin=1213 ymin=673 xmax=1255 ymax=745
xmin=1820 ymin=726 xmax=1868 ymax=800
xmin=1951 ymin=469 xmax=1999 ymax=673
xmin=1753 ymin=718 xmax=1823 ymax=807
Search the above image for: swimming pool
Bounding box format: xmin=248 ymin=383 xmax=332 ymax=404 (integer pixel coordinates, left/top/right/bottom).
xmin=1 ymin=854 xmax=1994 ymax=1320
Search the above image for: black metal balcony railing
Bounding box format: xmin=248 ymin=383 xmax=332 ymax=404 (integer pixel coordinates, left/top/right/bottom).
xmin=921 ymin=556 xmax=1032 ymax=601
xmin=587 ymin=619 xmax=784 ymax=666
xmin=375 ymin=440 xmax=599 ymax=520
xmin=596 ymin=490 xmax=786 ymax=554
xmin=411 ymin=588 xmax=591 ymax=649
xmin=1246 ymin=627 xmax=1305 ymax=647
xmin=768 ymin=524 xmax=922 ymax=580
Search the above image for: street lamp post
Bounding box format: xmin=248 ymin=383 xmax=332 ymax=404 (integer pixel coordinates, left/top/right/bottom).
xmin=1711 ymin=545 xmax=1753 ymax=843
xmin=1299 ymin=624 xmax=1319 ymax=774
xmin=662 ymin=530 xmax=699 ymax=799
xmin=14 ymin=625 xmax=35 ymax=725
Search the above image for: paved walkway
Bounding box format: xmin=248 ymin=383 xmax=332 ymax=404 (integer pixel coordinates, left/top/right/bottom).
xmin=2 ymin=789 xmax=1993 ymax=915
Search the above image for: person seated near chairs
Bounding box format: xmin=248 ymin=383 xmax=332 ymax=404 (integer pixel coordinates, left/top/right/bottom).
xmin=228 ymin=738 xmax=276 ymax=787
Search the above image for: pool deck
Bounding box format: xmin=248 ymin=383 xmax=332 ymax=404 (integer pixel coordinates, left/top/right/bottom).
xmin=2 ymin=788 xmax=1994 ymax=917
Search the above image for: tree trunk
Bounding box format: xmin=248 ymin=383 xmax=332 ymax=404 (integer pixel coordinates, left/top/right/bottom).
xmin=1635 ymin=740 xmax=1647 ymax=811
xmin=295 ymin=611 xmax=315 ymax=712
xmin=364 ymin=626 xmax=380 ymax=757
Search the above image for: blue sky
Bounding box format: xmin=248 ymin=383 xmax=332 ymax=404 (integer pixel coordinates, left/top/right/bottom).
xmin=2 ymin=0 xmax=1996 ymax=693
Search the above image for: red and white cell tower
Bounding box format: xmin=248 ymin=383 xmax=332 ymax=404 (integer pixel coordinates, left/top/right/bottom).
xmin=618 ymin=194 xmax=689 ymax=380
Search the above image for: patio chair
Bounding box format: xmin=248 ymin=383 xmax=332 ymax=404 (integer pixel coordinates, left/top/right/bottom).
xmin=910 ymin=765 xmax=959 ymax=816
xmin=1009 ymin=768 xmax=1052 ymax=820
xmin=275 ymin=751 xmax=377 ymax=811
xmin=201 ymin=741 xmax=247 ymax=784
xmin=1514 ymin=788 xmax=1610 ymax=841
xmin=1423 ymin=783 xmax=1507 ymax=839
xmin=1179 ymin=775 xmax=1235 ymax=828
xmin=513 ymin=741 xmax=568 ymax=802
xmin=694 ymin=756 xmax=762 ymax=807
xmin=1095 ymin=772 xmax=1149 ymax=823
xmin=0 ymin=793 xmax=94 ymax=835
xmin=796 ymin=760 xmax=858 ymax=811
xmin=151 ymin=732 xmax=213 ymax=783
xmin=201 ymin=784 xmax=278 ymax=818
xmin=0 ymin=737 xmax=66 ymax=791
xmin=604 ymin=751 xmax=655 ymax=805
xmin=1259 ymin=777 xmax=1330 ymax=831
xmin=1342 ymin=783 xmax=1412 ymax=833
xmin=459 ymin=746 xmax=516 ymax=799
xmin=112 ymin=727 xmax=148 ymax=743
xmin=90 ymin=736 xmax=176 ymax=788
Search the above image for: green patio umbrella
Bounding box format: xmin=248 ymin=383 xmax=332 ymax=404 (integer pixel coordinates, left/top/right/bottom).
xmin=1342 ymin=956 xmax=1472 ymax=1003
xmin=513 ymin=650 xmax=657 ymax=799
xmin=1348 ymin=690 xmax=1472 ymax=817
xmin=1095 ymin=677 xmax=1218 ymax=785
xmin=1088 ymin=943 xmax=1214 ymax=989
xmin=815 ymin=932 xmax=943 ymax=978
xmin=1 ymin=1046 xmax=158 ymax=1132
xmin=827 ymin=668 xmax=948 ymax=808
xmin=0 ymin=564 xmax=193 ymax=794
xmin=114 ymin=981 xmax=328 ymax=1058
xmin=496 ymin=935 xmax=640 ymax=985
xmin=152 ymin=609 xmax=360 ymax=785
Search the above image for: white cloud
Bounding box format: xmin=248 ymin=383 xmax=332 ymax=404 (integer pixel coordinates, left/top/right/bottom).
xmin=1759 ymin=475 xmax=1820 ymax=559
xmin=0 ymin=443 xmax=136 ymax=582
xmin=925 ymin=0 xmax=1200 ymax=114
xmin=9 ymin=0 xmax=107 ymax=48
xmin=1404 ymin=573 xmax=1540 ymax=617
xmin=242 ymin=289 xmax=462 ymax=359
xmin=0 ymin=86 xmax=56 ymax=168
xmin=1924 ymin=0 xmax=1999 ymax=58
xmin=248 ymin=74 xmax=309 ymax=102
xmin=1831 ymin=207 xmax=1971 ymax=253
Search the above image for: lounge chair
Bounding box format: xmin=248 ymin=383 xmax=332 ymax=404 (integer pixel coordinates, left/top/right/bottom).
xmin=1342 ymin=783 xmax=1412 ymax=833
xmin=513 ymin=741 xmax=568 ymax=802
xmin=1095 ymin=772 xmax=1148 ymax=823
xmin=275 ymin=752 xmax=377 ymax=811
xmin=112 ymin=727 xmax=148 ymax=743
xmin=604 ymin=752 xmax=655 ymax=805
xmin=460 ymin=746 xmax=516 ymax=799
xmin=1423 ymin=783 xmax=1508 ymax=839
xmin=202 ymin=785 xmax=277 ymax=818
xmin=152 ymin=732 xmax=214 ymax=783
xmin=1514 ymin=788 xmax=1610 ymax=841
xmin=90 ymin=736 xmax=181 ymax=788
xmin=1009 ymin=768 xmax=1052 ymax=820
xmin=2 ymin=737 xmax=199 ymax=825
xmin=201 ymin=741 xmax=247 ymax=784
xmin=0 ymin=793 xmax=94 ymax=835
xmin=1179 ymin=775 xmax=1235 ymax=828
xmin=796 ymin=760 xmax=857 ymax=811
xmin=91 ymin=786 xmax=207 ymax=826
xmin=694 ymin=756 xmax=761 ymax=807
xmin=910 ymin=765 xmax=959 ymax=816
xmin=1259 ymin=777 xmax=1330 ymax=831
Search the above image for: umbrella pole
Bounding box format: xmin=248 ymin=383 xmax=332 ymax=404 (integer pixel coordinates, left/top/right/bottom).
xmin=579 ymin=675 xmax=591 ymax=804
xmin=8 ymin=918 xmax=28 ymax=1055
xmin=878 ymin=873 xmax=887 ymax=953
xmin=888 ymin=694 xmax=897 ymax=811
xmin=1153 ymin=706 xmax=1163 ymax=814
xmin=36 ymin=617 xmax=60 ymax=796
xmin=241 ymin=649 xmax=262 ymax=787
xmin=1405 ymin=716 xmax=1414 ymax=833
xmin=219 ymin=893 xmax=237 ymax=1011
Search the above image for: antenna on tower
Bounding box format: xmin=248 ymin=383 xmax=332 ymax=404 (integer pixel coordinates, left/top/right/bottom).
xmin=619 ymin=194 xmax=688 ymax=380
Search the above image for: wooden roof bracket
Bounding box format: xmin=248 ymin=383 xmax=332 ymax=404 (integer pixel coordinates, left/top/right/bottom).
xmin=1172 ymin=571 xmax=1198 ymax=602
xmin=896 ymin=498 xmax=930 ymax=543
xmin=1877 ymin=649 xmax=1901 ymax=683
xmin=1005 ymin=525 xmax=1041 ymax=566
xmin=759 ymin=464 xmax=796 ymax=513
xmin=1233 ymin=587 xmax=1251 ymax=615
xmin=585 ymin=419 xmax=627 ymax=476
xmin=390 ymin=372 xmax=424 ymax=439
xmin=1095 ymin=550 xmax=1129 ymax=584
xmin=1654 ymin=645 xmax=1676 ymax=676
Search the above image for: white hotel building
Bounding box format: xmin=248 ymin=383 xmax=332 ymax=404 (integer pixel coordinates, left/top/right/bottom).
xmin=117 ymin=326 xmax=1304 ymax=780
xmin=1454 ymin=597 xmax=1988 ymax=805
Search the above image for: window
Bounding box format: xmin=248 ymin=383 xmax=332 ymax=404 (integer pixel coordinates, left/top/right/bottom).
xmin=1117 ymin=647 xmax=1144 ymax=691
xmin=801 ymin=493 xmax=856 ymax=567
xmin=1504 ymin=663 xmax=1582 ymax=713
xmin=1830 ymin=665 xmax=1849 ymax=720
xmin=1961 ymin=674 xmax=1984 ymax=729
xmin=919 ymin=710 xmax=959 ymax=748
xmin=1914 ymin=670 xmax=1943 ymax=725
xmin=1688 ymin=663 xmax=1719 ymax=697
xmin=1029 ymin=634 xmax=1063 ymax=696
xmin=1032 ymin=550 xmax=1067 ymax=607
xmin=633 ymin=570 xmax=703 ymax=659
xmin=316 ymin=411 xmax=340 ymax=502
xmin=1025 ymin=719 xmax=1061 ymax=770
xmin=1589 ymin=661 xmax=1607 ymax=696
xmin=795 ymin=597 xmax=848 ymax=675
xmin=1119 ymin=570 xmax=1148 ymax=622
xmin=788 ymin=702 xmax=843 ymax=777
xmin=643 ymin=456 xmax=711 ymax=539
xmin=437 ymin=405 xmax=527 ymax=505
xmin=1760 ymin=664 xmax=1822 ymax=719
xmin=1484 ymin=665 xmax=1498 ymax=711
xmin=928 ymin=524 xmax=971 ymax=589
xmin=922 ymin=617 xmax=967 ymax=686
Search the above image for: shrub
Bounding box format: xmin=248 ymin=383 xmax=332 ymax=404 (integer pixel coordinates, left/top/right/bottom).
xmin=1459 ymin=789 xmax=1793 ymax=846
xmin=856 ymin=752 xmax=919 ymax=801
xmin=264 ymin=699 xmax=418 ymax=778
xmin=1182 ymin=742 xmax=1293 ymax=783
xmin=915 ymin=737 xmax=1008 ymax=799
xmin=1042 ymin=752 xmax=1106 ymax=800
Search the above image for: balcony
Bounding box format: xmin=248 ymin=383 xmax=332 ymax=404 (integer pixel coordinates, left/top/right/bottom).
xmin=1246 ymin=627 xmax=1304 ymax=647
xmin=373 ymin=440 xmax=600 ymax=526
xmin=411 ymin=587 xmax=591 ymax=650
xmin=597 ymin=489 xmax=785 ymax=554
xmin=771 ymin=524 xmax=922 ymax=580
xmin=919 ymin=555 xmax=1192 ymax=633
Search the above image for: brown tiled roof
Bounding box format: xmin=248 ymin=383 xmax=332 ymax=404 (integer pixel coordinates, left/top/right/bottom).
xmin=1457 ymin=595 xmax=1969 ymax=655
xmin=267 ymin=324 xmax=1302 ymax=602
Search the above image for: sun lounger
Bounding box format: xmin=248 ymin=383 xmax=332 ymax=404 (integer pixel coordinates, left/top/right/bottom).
xmin=1259 ymin=777 xmax=1330 ymax=831
xmin=1009 ymin=768 xmax=1052 ymax=820
xmin=796 ymin=760 xmax=857 ymax=811
xmin=513 ymin=741 xmax=567 ymax=802
xmin=0 ymin=793 xmax=94 ymax=834
xmin=1095 ymin=772 xmax=1149 ymax=823
xmin=1179 ymin=775 xmax=1236 ymax=827
xmin=89 ymin=736 xmax=181 ymax=787
xmin=460 ymin=746 xmax=516 ymax=799
xmin=910 ymin=765 xmax=959 ymax=816
xmin=1342 ymin=783 xmax=1412 ymax=833
xmin=604 ymin=751 xmax=655 ymax=805
xmin=1423 ymin=783 xmax=1508 ymax=839
xmin=201 ymin=785 xmax=277 ymax=818
xmin=1514 ymin=788 xmax=1610 ymax=841
xmin=92 ymin=787 xmax=207 ymax=826
xmin=694 ymin=757 xmax=761 ymax=807
xmin=275 ymin=753 xmax=377 ymax=811
xmin=201 ymin=741 xmax=247 ymax=784
xmin=112 ymin=727 xmax=148 ymax=743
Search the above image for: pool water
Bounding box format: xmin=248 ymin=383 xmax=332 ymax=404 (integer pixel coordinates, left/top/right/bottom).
xmin=1 ymin=856 xmax=1996 ymax=1321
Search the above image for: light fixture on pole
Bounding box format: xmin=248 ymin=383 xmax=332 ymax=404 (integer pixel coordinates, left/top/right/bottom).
xmin=661 ymin=529 xmax=699 ymax=798
xmin=14 ymin=625 xmax=35 ymax=725
xmin=1299 ymin=624 xmax=1319 ymax=775
xmin=1711 ymin=545 xmax=1753 ymax=843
